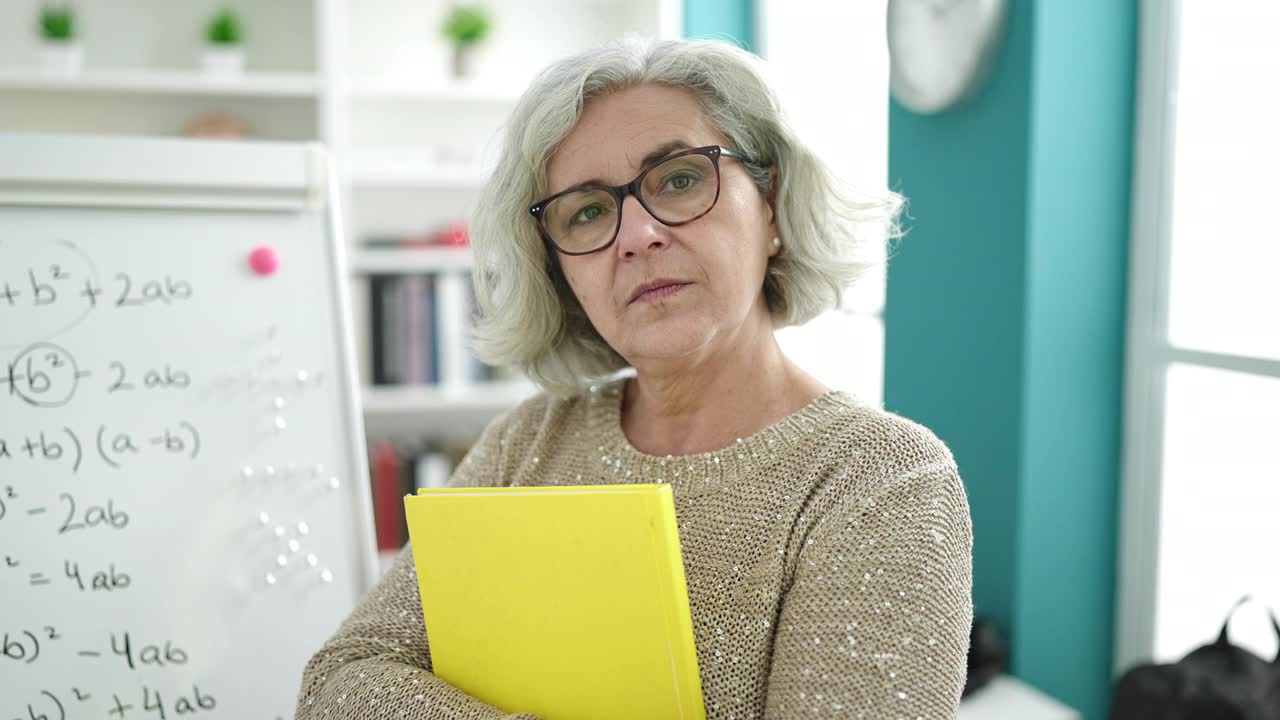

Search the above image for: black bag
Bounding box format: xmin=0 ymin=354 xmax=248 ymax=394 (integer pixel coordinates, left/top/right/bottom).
xmin=1108 ymin=597 xmax=1280 ymax=720
xmin=963 ymin=616 xmax=1007 ymax=698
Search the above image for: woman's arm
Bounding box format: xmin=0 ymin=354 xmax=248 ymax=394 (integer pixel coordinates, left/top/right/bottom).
xmin=762 ymin=461 xmax=974 ymax=719
xmin=296 ymin=410 xmax=541 ymax=720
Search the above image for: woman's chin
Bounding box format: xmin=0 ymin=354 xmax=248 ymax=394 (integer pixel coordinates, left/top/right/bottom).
xmin=616 ymin=319 xmax=716 ymax=365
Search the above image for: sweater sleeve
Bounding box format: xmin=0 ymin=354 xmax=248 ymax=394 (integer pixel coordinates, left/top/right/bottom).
xmin=762 ymin=461 xmax=974 ymax=719
xmin=295 ymin=410 xmax=542 ymax=720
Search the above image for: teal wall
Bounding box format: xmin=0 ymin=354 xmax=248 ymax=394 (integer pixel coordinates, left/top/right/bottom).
xmin=683 ymin=0 xmax=755 ymax=50
xmin=885 ymin=2 xmax=1137 ymax=718
xmin=886 ymin=0 xmax=1035 ymax=644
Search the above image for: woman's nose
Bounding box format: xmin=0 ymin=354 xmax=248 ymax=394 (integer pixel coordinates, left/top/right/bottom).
xmin=615 ymin=194 xmax=669 ymax=258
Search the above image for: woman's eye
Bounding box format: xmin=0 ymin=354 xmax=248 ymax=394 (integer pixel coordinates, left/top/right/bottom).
xmin=663 ymin=173 xmax=698 ymax=191
xmin=571 ymin=205 xmax=604 ymax=226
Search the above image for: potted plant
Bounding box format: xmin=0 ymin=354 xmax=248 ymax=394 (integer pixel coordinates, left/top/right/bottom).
xmin=38 ymin=3 xmax=82 ymax=75
xmin=202 ymin=7 xmax=245 ymax=77
xmin=441 ymin=5 xmax=491 ymax=79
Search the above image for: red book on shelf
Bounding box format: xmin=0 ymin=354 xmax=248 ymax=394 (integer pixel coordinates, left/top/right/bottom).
xmin=431 ymin=222 xmax=469 ymax=247
xmin=370 ymin=442 xmax=406 ymax=551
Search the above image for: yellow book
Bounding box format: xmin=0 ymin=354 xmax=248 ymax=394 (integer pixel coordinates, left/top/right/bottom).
xmin=404 ymin=483 xmax=706 ymax=720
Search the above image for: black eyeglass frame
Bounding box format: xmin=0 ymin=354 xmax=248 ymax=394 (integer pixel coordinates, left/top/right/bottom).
xmin=528 ymin=144 xmax=753 ymax=256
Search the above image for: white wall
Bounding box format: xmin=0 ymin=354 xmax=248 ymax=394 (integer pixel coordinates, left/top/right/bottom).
xmin=759 ymin=0 xmax=890 ymax=406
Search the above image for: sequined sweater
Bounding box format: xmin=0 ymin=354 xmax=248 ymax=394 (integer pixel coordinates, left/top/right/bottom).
xmin=297 ymin=379 xmax=973 ymax=719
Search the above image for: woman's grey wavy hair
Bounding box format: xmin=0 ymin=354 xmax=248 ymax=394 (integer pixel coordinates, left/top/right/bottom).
xmin=471 ymin=35 xmax=902 ymax=396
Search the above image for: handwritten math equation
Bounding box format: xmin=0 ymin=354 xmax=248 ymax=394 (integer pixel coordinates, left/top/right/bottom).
xmin=3 ymin=629 xmax=216 ymax=720
xmin=0 ymin=421 xmax=200 ymax=472
xmin=1 ymin=265 xmax=193 ymax=312
xmin=3 ymin=343 xmax=191 ymax=408
xmin=0 ymin=487 xmax=130 ymax=534
xmin=8 ymin=685 xmax=215 ymax=720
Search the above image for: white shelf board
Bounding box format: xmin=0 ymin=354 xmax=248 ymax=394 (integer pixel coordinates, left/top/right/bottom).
xmin=349 ymin=247 xmax=473 ymax=274
xmin=363 ymin=382 xmax=534 ymax=413
xmin=958 ymin=676 xmax=1080 ymax=720
xmin=361 ymin=381 xmax=537 ymax=439
xmin=349 ymin=80 xmax=522 ymax=105
xmin=0 ymin=69 xmax=321 ymax=98
xmin=350 ymin=159 xmax=487 ymax=188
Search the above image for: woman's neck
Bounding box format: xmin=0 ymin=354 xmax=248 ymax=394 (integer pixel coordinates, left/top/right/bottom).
xmin=620 ymin=327 xmax=828 ymax=457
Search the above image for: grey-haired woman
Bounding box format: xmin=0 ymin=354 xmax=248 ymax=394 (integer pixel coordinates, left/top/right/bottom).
xmin=299 ymin=36 xmax=972 ymax=720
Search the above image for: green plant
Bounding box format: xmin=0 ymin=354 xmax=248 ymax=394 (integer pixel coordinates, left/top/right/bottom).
xmin=207 ymin=8 xmax=242 ymax=46
xmin=39 ymin=4 xmax=75 ymax=42
xmin=441 ymin=5 xmax=491 ymax=48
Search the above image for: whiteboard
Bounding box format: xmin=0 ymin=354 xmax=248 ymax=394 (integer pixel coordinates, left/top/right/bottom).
xmin=0 ymin=132 xmax=378 ymax=719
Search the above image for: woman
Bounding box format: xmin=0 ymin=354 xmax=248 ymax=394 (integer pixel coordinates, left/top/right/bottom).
xmin=298 ymin=37 xmax=972 ymax=719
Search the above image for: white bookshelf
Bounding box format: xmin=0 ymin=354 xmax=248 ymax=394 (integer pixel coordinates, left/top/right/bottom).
xmin=0 ymin=0 xmax=682 ymax=441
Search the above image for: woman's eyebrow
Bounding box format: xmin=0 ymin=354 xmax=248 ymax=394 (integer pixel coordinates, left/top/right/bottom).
xmin=638 ymin=140 xmax=693 ymax=169
xmin=566 ymin=140 xmax=694 ymax=191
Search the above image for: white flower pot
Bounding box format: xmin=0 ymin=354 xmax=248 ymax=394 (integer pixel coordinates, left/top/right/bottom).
xmin=40 ymin=42 xmax=83 ymax=76
xmin=450 ymin=45 xmax=474 ymax=79
xmin=201 ymin=46 xmax=245 ymax=78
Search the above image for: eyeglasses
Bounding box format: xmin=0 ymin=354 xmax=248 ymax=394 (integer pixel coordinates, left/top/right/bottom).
xmin=529 ymin=145 xmax=753 ymax=256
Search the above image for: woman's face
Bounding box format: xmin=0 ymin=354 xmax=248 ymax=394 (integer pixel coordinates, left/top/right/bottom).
xmin=546 ymin=84 xmax=779 ymax=370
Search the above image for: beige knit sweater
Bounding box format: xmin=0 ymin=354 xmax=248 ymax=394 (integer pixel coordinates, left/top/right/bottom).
xmin=297 ymin=379 xmax=973 ymax=719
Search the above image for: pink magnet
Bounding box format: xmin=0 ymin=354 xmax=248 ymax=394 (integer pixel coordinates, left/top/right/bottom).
xmin=249 ymin=246 xmax=279 ymax=276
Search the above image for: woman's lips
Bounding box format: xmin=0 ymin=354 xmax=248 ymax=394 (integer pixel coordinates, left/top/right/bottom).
xmin=632 ymin=282 xmax=691 ymax=304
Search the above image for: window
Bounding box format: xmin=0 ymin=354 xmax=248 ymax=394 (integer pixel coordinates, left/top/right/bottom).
xmin=1116 ymin=0 xmax=1280 ymax=670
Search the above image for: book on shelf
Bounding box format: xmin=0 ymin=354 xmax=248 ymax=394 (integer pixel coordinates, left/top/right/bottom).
xmin=364 ymin=224 xmax=517 ymax=388
xmin=364 ymin=221 xmax=469 ymax=250
xmin=370 ymin=442 xmax=407 ymax=551
xmin=367 ymin=441 xmax=461 ymax=551
xmin=369 ymin=271 xmax=505 ymax=387
xmin=414 ymin=452 xmax=453 ymax=491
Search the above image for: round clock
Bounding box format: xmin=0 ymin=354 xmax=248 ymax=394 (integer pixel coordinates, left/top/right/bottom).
xmin=887 ymin=0 xmax=1009 ymax=114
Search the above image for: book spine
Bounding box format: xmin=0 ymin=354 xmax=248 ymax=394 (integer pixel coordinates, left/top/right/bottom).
xmin=405 ymin=275 xmax=424 ymax=384
xmin=369 ymin=275 xmax=386 ymax=385
xmin=381 ymin=275 xmax=402 ymax=384
xmin=370 ymin=443 xmax=406 ymax=551
xmin=435 ymin=271 xmax=470 ymax=390
xmin=397 ymin=275 xmax=412 ymax=385
xmin=424 ymin=274 xmax=438 ymax=385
